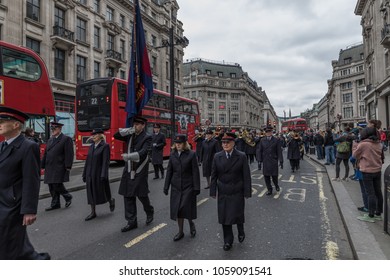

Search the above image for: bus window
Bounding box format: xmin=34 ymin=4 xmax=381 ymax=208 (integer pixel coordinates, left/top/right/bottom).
xmin=2 ymin=48 xmax=41 ymax=81
xmin=117 ymin=82 xmax=127 ymax=102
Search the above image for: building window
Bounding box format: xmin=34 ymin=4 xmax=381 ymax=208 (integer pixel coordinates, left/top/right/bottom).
xmin=26 ymin=37 xmax=40 ymax=54
xmin=27 ymin=0 xmax=40 ymax=22
xmin=54 ymin=7 xmax=65 ymax=28
xmin=219 ymin=114 xmax=226 ymax=124
xmin=120 ymin=70 xmax=126 ymax=79
xmin=230 ymin=73 xmax=236 ymax=78
xmin=54 ymin=48 xmax=65 ymax=80
xmin=106 ymin=6 xmax=114 ymax=21
xmin=219 ymin=81 xmax=226 ymax=87
xmin=94 ymin=26 xmax=100 ymax=49
xmin=231 ymin=102 xmax=239 ymax=111
xmin=231 ymin=93 xmax=239 ymax=99
xmin=357 ymin=78 xmax=365 ymax=87
xmin=232 ymin=114 xmax=239 ymax=123
xmin=93 ymin=0 xmax=100 ymax=13
xmin=358 ymin=90 xmax=365 ymax=101
xmin=342 ymin=93 xmax=353 ymax=103
xmin=340 ymin=82 xmax=352 ymax=90
xmin=120 ymin=14 xmax=125 ymax=28
xmin=94 ymin=61 xmax=100 ymax=78
xmin=208 ymin=114 xmax=214 ymax=124
xmin=120 ymin=39 xmax=125 ymax=60
xmin=107 ymin=33 xmax=114 ymax=50
xmin=107 ymin=67 xmax=115 ymax=77
xmin=218 ymin=92 xmax=226 ymax=99
xmin=151 ymin=56 xmax=157 ymax=73
xmin=207 ymin=91 xmax=214 ymax=98
xmin=151 ymin=35 xmax=157 ymax=47
xmin=76 ymin=18 xmax=87 ymax=42
xmin=341 ymin=69 xmax=350 ymax=76
xmin=356 ymin=65 xmax=364 ymax=72
xmin=344 ymin=57 xmax=352 ymax=64
xmin=76 ymin=55 xmax=86 ymax=83
xmin=218 ymin=72 xmax=223 ymax=77
xmin=359 ymin=104 xmax=365 ymax=117
xmin=343 ymin=106 xmax=353 ymax=119
xmin=208 ymin=101 xmax=214 ymax=110
xmin=219 ymin=102 xmax=226 ymax=110
xmin=206 ymin=70 xmax=211 ymax=75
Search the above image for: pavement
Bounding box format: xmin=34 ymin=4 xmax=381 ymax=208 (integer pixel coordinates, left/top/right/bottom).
xmin=306 ymin=151 xmax=390 ymax=260
xmin=38 ymin=153 xmax=390 ymax=260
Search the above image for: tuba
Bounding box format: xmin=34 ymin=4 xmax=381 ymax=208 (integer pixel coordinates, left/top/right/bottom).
xmin=242 ymin=130 xmax=256 ymax=147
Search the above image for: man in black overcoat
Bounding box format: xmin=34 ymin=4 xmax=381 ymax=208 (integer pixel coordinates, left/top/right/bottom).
xmin=257 ymin=126 xmax=283 ymax=195
xmin=200 ymin=129 xmax=220 ymax=189
xmin=41 ymin=122 xmax=74 ymax=211
xmin=210 ymin=132 xmax=252 ymax=251
xmin=114 ymin=116 xmax=154 ymax=232
xmin=151 ymin=123 xmax=166 ymax=179
xmin=0 ymin=106 xmax=50 ymax=259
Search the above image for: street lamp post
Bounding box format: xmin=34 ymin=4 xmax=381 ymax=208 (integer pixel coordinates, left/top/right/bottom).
xmin=228 ymin=106 xmax=231 ymax=130
xmin=156 ymin=27 xmax=188 ymax=137
xmin=336 ymin=113 xmax=342 ymax=132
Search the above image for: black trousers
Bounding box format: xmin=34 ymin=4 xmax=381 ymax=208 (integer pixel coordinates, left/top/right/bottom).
xmin=48 ymin=183 xmax=72 ymax=207
xmin=124 ymin=196 xmax=154 ymax=225
xmin=264 ymin=175 xmax=279 ymax=192
xmin=153 ymin=164 xmax=164 ymax=178
xmin=222 ymin=224 xmax=244 ymax=245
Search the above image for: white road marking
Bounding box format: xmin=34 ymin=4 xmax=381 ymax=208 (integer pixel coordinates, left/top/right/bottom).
xmin=197 ymin=198 xmax=209 ymax=206
xmin=124 ymin=223 xmax=167 ymax=248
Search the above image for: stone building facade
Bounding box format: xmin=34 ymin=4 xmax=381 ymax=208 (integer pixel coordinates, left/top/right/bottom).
xmin=0 ymin=0 xmax=186 ymax=135
xmin=182 ymin=58 xmax=266 ymax=131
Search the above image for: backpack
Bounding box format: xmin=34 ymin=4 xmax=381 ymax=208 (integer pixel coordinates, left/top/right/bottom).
xmin=337 ymin=141 xmax=350 ymax=153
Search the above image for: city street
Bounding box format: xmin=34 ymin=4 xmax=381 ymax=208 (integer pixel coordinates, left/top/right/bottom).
xmin=28 ymin=154 xmax=353 ymax=260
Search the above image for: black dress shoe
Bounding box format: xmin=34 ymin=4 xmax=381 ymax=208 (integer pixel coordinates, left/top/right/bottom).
xmin=275 ymin=186 xmax=280 ymax=192
xmin=85 ymin=213 xmax=97 ymax=221
xmin=204 ymin=186 xmax=210 ymax=189
xmin=65 ymin=199 xmax=72 ymax=208
xmin=45 ymin=205 xmax=60 ymax=211
xmin=153 ymin=177 xmax=159 ymax=180
xmin=223 ymin=243 xmax=232 ymax=251
xmin=109 ymin=198 xmax=115 ymax=212
xmin=238 ymin=233 xmax=245 ymax=243
xmin=173 ymin=232 xmax=184 ymax=241
xmin=190 ymin=222 xmax=196 ymax=237
xmin=146 ymin=214 xmax=154 ymax=225
xmin=121 ymin=224 xmax=138 ymax=232
xmin=266 ymin=191 xmax=273 ymax=196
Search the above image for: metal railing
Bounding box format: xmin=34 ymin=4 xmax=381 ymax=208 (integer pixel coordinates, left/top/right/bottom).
xmin=52 ymin=25 xmax=74 ymax=42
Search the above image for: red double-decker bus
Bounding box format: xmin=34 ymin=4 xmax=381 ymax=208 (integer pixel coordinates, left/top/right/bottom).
xmin=0 ymin=40 xmax=55 ymax=151
xmin=281 ymin=117 xmax=308 ymax=133
xmin=75 ymin=77 xmax=200 ymax=161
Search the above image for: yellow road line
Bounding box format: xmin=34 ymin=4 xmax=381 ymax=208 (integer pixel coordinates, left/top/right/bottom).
xmin=124 ymin=223 xmax=167 ymax=248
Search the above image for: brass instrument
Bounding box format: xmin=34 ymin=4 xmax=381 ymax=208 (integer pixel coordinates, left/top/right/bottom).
xmin=242 ymin=130 xmax=256 ymax=147
xmin=192 ymin=132 xmax=204 ymax=142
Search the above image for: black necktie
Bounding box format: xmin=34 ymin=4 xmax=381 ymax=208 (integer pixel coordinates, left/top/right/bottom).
xmin=1 ymin=141 xmax=8 ymax=153
xmin=227 ymin=153 xmax=230 ymax=159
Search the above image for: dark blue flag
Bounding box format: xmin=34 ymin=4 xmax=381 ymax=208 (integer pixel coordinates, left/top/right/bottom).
xmin=126 ymin=0 xmax=153 ymax=127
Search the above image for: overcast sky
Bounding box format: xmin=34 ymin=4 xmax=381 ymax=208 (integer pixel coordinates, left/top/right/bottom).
xmin=177 ymin=0 xmax=363 ymax=117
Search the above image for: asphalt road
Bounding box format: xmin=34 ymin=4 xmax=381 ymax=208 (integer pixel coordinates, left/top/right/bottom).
xmin=28 ymin=156 xmax=354 ymax=260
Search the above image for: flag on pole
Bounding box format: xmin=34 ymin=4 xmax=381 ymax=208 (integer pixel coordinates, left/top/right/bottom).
xmin=126 ymin=0 xmax=153 ymax=127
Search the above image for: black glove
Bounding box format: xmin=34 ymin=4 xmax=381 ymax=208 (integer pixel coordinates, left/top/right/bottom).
xmin=280 ymin=162 xmax=283 ymax=169
xmin=163 ymin=189 xmax=168 ymax=196
xmin=258 ymin=162 xmax=262 ymax=170
xmin=82 ymin=177 xmax=86 ymax=183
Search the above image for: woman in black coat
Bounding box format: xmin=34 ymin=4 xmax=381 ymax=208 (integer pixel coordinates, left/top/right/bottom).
xmin=163 ymin=134 xmax=201 ymax=241
xmin=287 ymin=132 xmax=302 ymax=172
xmin=82 ymin=129 xmax=115 ymax=221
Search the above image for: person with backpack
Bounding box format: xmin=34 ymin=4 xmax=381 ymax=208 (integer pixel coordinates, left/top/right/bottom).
xmin=332 ymin=127 xmax=354 ymax=182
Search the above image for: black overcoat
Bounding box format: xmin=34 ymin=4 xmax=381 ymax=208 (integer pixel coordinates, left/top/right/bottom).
xmin=41 ymin=133 xmax=74 ymax=183
xmin=210 ymin=149 xmax=252 ymax=225
xmin=82 ymin=141 xmax=111 ymax=205
xmin=164 ymin=149 xmax=200 ymax=220
xmin=287 ymin=138 xmax=302 ymax=160
xmin=151 ymin=132 xmax=166 ymax=165
xmin=115 ymin=130 xmax=152 ymax=197
xmin=200 ymin=138 xmax=220 ymax=177
xmin=256 ymin=136 xmax=283 ymax=176
xmin=0 ymin=135 xmax=41 ymax=259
